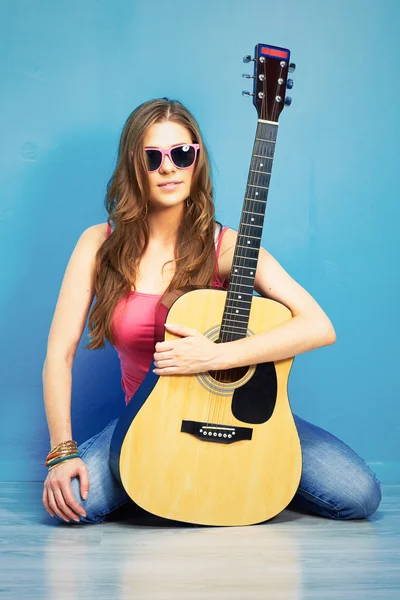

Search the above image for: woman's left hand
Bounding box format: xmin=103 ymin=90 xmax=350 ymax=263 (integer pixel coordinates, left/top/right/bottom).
xmin=153 ymin=323 xmax=222 ymax=375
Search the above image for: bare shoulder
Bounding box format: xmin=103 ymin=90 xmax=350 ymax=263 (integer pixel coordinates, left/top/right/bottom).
xmin=81 ymin=222 xmax=109 ymax=245
xmin=217 ymin=227 xmax=238 ymax=281
xmin=65 ymin=222 xmax=109 ymax=271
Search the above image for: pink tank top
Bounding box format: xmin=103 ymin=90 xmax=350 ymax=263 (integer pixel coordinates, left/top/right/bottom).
xmin=108 ymin=223 xmax=229 ymax=405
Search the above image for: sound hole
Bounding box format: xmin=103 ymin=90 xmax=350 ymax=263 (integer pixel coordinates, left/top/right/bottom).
xmin=208 ymin=338 xmax=249 ymax=383
xmin=209 ymin=366 xmax=249 ymax=384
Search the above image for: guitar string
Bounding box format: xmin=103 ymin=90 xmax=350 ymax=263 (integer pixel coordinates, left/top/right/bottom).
xmin=206 ymin=225 xmax=234 ymax=427
xmin=212 ymin=55 xmax=270 ymax=432
xmin=215 ymin=55 xmax=269 ymax=431
xmin=218 ymin=57 xmax=283 ymax=430
xmin=204 ymin=223 xmax=225 ymax=430
xmin=211 ymin=222 xmax=226 ymax=429
xmin=206 ymin=220 xmax=232 ymax=430
xmin=206 ymin=56 xmax=285 ymax=434
xmin=211 ymin=222 xmax=230 ymax=430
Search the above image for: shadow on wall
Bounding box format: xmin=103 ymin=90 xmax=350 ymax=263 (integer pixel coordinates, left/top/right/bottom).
xmin=1 ymin=128 xmax=126 ymax=480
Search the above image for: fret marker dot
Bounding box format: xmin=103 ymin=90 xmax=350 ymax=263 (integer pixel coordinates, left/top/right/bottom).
xmin=251 ymin=218 xmax=254 ymax=221
xmin=234 ymin=268 xmax=238 ymax=273
xmin=238 ymin=295 xmax=242 ymax=299
xmin=250 ymin=271 xmax=254 ymax=275
xmin=255 ymin=192 xmax=258 ymax=196
xmin=260 ymin=163 xmax=263 ymax=167
xmin=236 ymin=310 xmax=239 ymax=313
xmin=247 ymin=240 xmax=251 ymax=244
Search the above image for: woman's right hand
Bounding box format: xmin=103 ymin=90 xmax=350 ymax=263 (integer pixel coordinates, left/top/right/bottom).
xmin=43 ymin=457 xmax=90 ymax=522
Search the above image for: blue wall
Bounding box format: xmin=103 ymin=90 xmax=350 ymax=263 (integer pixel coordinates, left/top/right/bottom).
xmin=0 ymin=0 xmax=398 ymax=483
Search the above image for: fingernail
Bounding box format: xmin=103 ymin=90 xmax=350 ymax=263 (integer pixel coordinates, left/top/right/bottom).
xmin=73 ymin=517 xmax=80 ymax=523
xmin=82 ymin=491 xmax=88 ymax=499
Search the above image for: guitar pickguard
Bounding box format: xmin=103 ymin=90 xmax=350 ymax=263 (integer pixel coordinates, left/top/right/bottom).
xmin=231 ymin=361 xmax=277 ymax=424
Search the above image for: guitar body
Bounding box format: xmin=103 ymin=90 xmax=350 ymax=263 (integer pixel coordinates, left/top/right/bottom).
xmin=110 ymin=289 xmax=302 ymax=526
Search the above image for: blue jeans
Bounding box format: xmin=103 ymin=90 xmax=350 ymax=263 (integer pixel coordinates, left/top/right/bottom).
xmin=52 ymin=414 xmax=382 ymax=525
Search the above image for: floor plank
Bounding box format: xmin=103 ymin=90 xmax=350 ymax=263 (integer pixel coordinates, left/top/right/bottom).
xmin=0 ymin=482 xmax=398 ymax=599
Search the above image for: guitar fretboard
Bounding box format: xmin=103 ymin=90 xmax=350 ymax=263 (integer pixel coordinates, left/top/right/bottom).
xmin=220 ymin=120 xmax=278 ymax=343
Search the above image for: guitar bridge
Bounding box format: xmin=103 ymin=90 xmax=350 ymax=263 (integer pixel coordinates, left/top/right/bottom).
xmin=181 ymin=420 xmax=252 ymax=444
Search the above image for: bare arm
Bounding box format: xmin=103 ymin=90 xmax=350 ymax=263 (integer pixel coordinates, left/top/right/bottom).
xmin=42 ymin=223 xmax=107 ymax=522
xmin=215 ymin=227 xmax=336 ymax=369
xmin=43 ymin=223 xmax=107 ymax=446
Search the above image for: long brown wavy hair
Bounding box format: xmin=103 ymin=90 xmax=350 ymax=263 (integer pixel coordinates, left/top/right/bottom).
xmin=86 ymin=97 xmax=222 ymax=349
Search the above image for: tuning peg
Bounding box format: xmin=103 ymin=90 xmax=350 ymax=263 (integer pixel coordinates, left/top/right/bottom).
xmin=288 ymin=63 xmax=296 ymax=72
xmin=286 ymin=79 xmax=294 ymax=89
xmin=242 ymin=90 xmax=255 ymax=97
xmin=284 ymin=97 xmax=292 ymax=106
xmin=243 ymin=55 xmax=256 ymax=63
xmin=242 ymin=73 xmax=255 ymax=79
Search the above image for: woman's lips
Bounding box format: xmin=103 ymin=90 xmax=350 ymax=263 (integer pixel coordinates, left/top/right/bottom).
xmin=158 ymin=182 xmax=182 ymax=191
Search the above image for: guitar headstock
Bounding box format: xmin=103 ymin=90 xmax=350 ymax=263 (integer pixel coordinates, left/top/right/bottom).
xmin=242 ymin=43 xmax=295 ymax=122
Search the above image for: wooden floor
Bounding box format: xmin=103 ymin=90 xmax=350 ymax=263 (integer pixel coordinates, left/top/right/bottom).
xmin=0 ymin=482 xmax=399 ymax=599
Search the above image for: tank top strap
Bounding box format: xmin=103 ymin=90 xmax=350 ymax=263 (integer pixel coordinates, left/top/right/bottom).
xmin=106 ymin=220 xmax=114 ymax=238
xmin=214 ymin=222 xmax=221 ymax=245
xmin=215 ymin=224 xmax=229 ymax=259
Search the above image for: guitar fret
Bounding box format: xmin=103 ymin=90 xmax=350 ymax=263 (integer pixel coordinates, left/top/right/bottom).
xmin=234 ymin=257 xmax=257 ymax=262
xmin=231 ymin=280 xmax=255 ymax=285
xmin=255 ymin=137 xmax=276 ymax=144
xmin=232 ymin=264 xmax=257 ymax=270
xmin=237 ymin=234 xmax=260 ymax=240
xmin=227 ymin=299 xmax=252 ymax=304
xmin=244 ymin=199 xmax=267 ymax=206
xmin=221 ymin=323 xmax=248 ymax=331
xmin=225 ymin=311 xmax=249 ymax=318
xmin=237 ymin=244 xmax=260 ymax=250
xmin=247 ymin=184 xmax=269 ymax=190
xmin=253 ymin=153 xmax=273 ymax=159
xmin=250 ymin=169 xmax=271 ymax=175
xmin=240 ymin=222 xmax=263 ymax=228
xmin=228 ymin=282 xmax=255 ymax=288
xmin=243 ymin=210 xmax=264 ymax=216
xmin=225 ymin=305 xmax=251 ymax=311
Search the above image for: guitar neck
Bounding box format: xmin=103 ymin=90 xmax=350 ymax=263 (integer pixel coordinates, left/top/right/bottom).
xmin=220 ymin=120 xmax=278 ymax=343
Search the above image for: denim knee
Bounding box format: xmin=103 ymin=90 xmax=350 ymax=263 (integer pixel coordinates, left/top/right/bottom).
xmin=335 ymin=469 xmax=382 ymax=520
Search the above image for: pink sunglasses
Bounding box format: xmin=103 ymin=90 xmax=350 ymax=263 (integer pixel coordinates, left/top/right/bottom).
xmin=131 ymin=143 xmax=200 ymax=172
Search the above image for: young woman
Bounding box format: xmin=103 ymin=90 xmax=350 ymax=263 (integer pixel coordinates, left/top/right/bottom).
xmin=42 ymin=98 xmax=381 ymax=525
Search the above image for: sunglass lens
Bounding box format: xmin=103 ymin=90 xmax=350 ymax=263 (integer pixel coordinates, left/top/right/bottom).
xmin=145 ymin=149 xmax=162 ymax=171
xmin=171 ymin=145 xmax=196 ymax=168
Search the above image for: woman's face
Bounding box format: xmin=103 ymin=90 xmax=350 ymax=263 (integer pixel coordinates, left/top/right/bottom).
xmin=143 ymin=120 xmax=196 ymax=210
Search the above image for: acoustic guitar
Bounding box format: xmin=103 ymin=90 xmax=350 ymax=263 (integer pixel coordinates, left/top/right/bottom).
xmin=110 ymin=42 xmax=302 ymax=526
